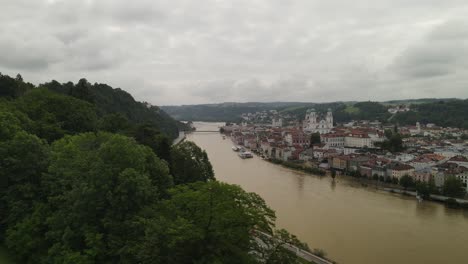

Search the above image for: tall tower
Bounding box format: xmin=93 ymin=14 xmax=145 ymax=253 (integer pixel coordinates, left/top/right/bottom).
xmin=326 ymin=108 xmax=333 ymax=128
xmin=310 ymin=109 xmax=317 ymax=126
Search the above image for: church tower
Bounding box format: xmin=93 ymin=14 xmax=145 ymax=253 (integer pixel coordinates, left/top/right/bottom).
xmin=303 ymin=108 xmax=333 ymax=134
xmin=326 ymin=108 xmax=333 ymax=127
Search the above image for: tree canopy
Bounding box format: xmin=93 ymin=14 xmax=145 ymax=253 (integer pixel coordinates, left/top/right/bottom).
xmin=170 ymin=141 xmax=215 ymax=184
xmin=443 ymin=176 xmax=466 ymax=198
xmin=0 ymin=73 xmax=307 ymax=264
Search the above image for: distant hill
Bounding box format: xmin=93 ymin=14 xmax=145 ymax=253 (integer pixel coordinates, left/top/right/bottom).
xmin=162 ymin=99 xmax=468 ymax=129
xmin=382 ymin=98 xmax=460 ymax=106
xmin=393 ymin=100 xmax=468 ymax=129
xmin=0 ymin=73 xmax=185 ymax=139
xmin=161 ymin=102 xmax=314 ymax=122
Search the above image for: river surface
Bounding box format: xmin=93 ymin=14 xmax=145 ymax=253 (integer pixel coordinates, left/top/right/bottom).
xmin=187 ymin=122 xmax=468 ymax=264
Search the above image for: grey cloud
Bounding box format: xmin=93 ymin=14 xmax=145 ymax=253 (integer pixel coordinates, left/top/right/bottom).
xmin=0 ymin=0 xmax=467 ymax=104
xmin=391 ymin=21 xmax=468 ymax=79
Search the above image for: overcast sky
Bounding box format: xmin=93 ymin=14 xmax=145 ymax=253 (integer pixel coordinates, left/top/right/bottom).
xmin=1 ymin=0 xmax=468 ymax=105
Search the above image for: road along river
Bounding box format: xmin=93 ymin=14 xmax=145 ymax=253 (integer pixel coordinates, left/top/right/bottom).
xmin=187 ymin=122 xmax=468 ymax=264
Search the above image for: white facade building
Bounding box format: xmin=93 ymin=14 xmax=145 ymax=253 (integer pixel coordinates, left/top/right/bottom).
xmin=303 ymin=108 xmax=333 ymax=134
xmin=272 ymin=117 xmax=283 ymax=127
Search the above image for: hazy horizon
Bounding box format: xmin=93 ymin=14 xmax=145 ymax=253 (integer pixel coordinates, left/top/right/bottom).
xmin=1 ymin=0 xmax=468 ymax=105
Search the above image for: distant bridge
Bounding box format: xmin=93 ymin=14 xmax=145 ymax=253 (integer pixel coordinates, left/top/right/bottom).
xmin=191 ymin=130 xmax=220 ymax=133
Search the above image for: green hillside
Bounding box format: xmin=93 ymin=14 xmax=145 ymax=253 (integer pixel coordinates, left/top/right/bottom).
xmin=163 ymin=99 xmax=468 ymax=129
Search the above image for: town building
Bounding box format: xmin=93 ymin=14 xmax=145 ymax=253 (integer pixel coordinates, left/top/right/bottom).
xmin=303 ymin=108 xmax=333 ymax=134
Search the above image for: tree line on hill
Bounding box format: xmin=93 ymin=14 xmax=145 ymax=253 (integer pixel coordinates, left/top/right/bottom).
xmin=0 ymin=73 xmax=310 ymax=263
xmin=162 ymin=99 xmax=468 ymax=129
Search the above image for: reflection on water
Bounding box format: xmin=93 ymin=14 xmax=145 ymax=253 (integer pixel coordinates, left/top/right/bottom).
xmin=188 ymin=122 xmax=468 ymax=264
xmin=330 ymin=180 xmax=336 ymax=191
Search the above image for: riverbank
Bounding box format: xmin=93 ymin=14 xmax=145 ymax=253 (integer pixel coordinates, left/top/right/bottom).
xmin=266 ymin=158 xmax=326 ymax=176
xmin=378 ymin=187 xmax=468 ymax=208
xmin=172 ymin=131 xmax=186 ymax=145
xmin=259 ymin=154 xmax=468 ymax=210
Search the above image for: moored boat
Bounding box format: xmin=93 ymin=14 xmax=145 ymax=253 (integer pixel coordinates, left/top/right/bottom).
xmin=238 ymin=151 xmax=253 ymax=159
xmin=232 ymin=146 xmax=240 ymax=151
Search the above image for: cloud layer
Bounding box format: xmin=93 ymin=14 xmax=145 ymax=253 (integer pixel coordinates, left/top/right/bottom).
xmin=1 ymin=0 xmax=467 ymax=104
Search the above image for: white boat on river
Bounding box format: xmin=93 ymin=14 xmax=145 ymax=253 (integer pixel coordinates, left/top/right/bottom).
xmin=238 ymin=151 xmax=253 ymax=159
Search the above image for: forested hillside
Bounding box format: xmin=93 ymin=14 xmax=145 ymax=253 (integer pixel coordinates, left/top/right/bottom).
xmin=393 ymin=100 xmax=468 ymax=129
xmin=41 ymin=78 xmax=184 ymax=139
xmin=0 ymin=73 xmax=185 ymax=139
xmin=0 ymin=73 xmax=308 ymax=263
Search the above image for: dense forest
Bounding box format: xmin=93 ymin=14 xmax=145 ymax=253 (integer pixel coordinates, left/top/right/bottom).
xmin=163 ymin=99 xmax=468 ymax=129
xmin=0 ymin=73 xmax=310 ymax=263
xmin=393 ymin=100 xmax=468 ymax=129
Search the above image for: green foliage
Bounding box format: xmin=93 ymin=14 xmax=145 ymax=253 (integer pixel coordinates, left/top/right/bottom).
xmin=443 ymin=176 xmax=466 ymax=198
xmin=0 ymin=110 xmax=23 ymax=140
xmin=15 ymin=88 xmax=98 ymax=142
xmin=0 ymin=73 xmax=33 ymax=99
xmin=415 ymin=182 xmax=431 ymax=199
xmin=393 ymin=99 xmax=468 ymax=129
xmin=42 ymin=80 xmax=183 ymax=139
xmin=0 ymin=130 xmax=49 ymax=241
xmin=0 ymin=73 xmax=310 ymax=264
xmin=170 ymin=141 xmax=215 ymax=184
xmin=135 ymin=181 xmax=276 ymax=264
xmin=310 ymin=132 xmax=321 ymax=146
xmin=35 ymin=132 xmax=170 ymax=262
xmin=98 ymin=113 xmax=131 ymax=134
xmin=377 ymin=130 xmax=404 ymax=153
xmin=399 ymin=175 xmax=415 ymax=190
xmin=256 ymin=229 xmax=310 ymax=264
xmin=70 ymin=78 xmax=94 ymax=103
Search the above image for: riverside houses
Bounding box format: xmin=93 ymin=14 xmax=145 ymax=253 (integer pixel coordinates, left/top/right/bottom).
xmin=222 ymin=109 xmax=467 ymax=195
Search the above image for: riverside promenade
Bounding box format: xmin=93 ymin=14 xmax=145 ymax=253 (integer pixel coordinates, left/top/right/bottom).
xmin=255 ymin=231 xmax=334 ymax=264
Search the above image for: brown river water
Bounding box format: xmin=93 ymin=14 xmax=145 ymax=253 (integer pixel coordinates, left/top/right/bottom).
xmin=187 ymin=122 xmax=468 ymax=264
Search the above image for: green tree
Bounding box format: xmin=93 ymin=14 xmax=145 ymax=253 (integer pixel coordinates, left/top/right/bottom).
xmin=134 ymin=181 xmax=277 ymax=264
xmin=256 ymin=229 xmax=310 ymax=264
xmin=153 ymin=134 xmax=172 ymax=162
xmin=170 ymin=141 xmax=214 ymax=184
xmin=70 ymin=78 xmax=94 ymax=103
xmin=415 ymin=182 xmax=431 ymax=199
xmin=16 ymin=88 xmax=98 ymax=142
xmin=132 ymin=123 xmax=172 ymax=162
xmin=0 ymin=112 xmax=49 ymax=240
xmin=399 ymin=175 xmax=415 ymax=190
xmin=377 ymin=132 xmax=404 ymax=153
xmin=0 ymin=73 xmax=32 ymax=99
xmin=443 ymin=176 xmax=466 ymax=198
xmin=36 ymin=132 xmax=171 ymax=263
xmin=309 ymin=132 xmax=321 ymax=146
xmin=98 ymin=113 xmax=130 ymax=134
